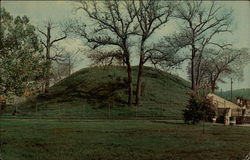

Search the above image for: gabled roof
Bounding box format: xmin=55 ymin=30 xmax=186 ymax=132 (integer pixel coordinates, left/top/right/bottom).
xmin=207 ymin=93 xmax=241 ymax=109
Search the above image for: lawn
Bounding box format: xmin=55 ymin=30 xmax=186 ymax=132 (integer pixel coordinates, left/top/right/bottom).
xmin=1 ymin=119 xmax=250 ymax=160
xmin=1 ymin=101 xmax=183 ymax=120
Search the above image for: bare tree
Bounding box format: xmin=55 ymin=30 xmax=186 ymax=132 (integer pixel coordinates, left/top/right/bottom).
xmin=50 ymin=48 xmax=81 ymax=84
xmin=63 ymin=49 xmax=81 ymax=76
xmin=174 ymin=1 xmax=233 ymax=93
xmin=51 ymin=62 xmax=69 ymax=83
xmin=70 ymin=0 xmax=138 ymax=105
xmin=132 ymin=0 xmax=174 ymax=106
xmin=37 ymin=20 xmax=67 ymax=93
xmin=198 ymin=48 xmax=249 ymax=93
xmin=87 ymin=49 xmax=125 ymax=67
xmin=145 ymin=33 xmax=189 ymax=73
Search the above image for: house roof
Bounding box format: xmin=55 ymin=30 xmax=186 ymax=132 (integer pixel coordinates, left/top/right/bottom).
xmin=207 ymin=93 xmax=241 ymax=109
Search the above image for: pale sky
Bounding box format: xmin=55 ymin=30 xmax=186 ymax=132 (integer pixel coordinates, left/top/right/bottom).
xmin=2 ymin=1 xmax=250 ymax=91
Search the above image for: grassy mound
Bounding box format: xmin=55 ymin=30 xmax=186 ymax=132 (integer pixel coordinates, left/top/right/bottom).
xmin=3 ymin=66 xmax=190 ymax=120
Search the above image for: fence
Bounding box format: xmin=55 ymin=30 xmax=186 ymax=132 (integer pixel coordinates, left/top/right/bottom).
xmin=0 ymin=102 xmax=185 ymax=120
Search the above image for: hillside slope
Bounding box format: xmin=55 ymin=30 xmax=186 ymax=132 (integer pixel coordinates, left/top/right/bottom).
xmin=6 ymin=66 xmax=190 ymax=120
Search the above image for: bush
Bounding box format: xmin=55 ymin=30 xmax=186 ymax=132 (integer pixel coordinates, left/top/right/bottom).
xmin=183 ymin=95 xmax=215 ymax=124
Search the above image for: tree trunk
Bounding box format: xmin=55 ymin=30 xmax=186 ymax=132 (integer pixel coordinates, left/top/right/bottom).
xmin=126 ymin=62 xmax=132 ymax=105
xmin=44 ymin=25 xmax=51 ymax=93
xmin=135 ymin=37 xmax=147 ymax=106
xmin=211 ymin=82 xmax=216 ymax=93
xmin=191 ymin=47 xmax=196 ymax=92
xmin=123 ymin=45 xmax=132 ymax=106
xmin=44 ymin=60 xmax=51 ymax=93
xmin=135 ymin=39 xmax=145 ymax=106
xmin=135 ymin=57 xmax=144 ymax=106
xmin=191 ymin=58 xmax=195 ymax=91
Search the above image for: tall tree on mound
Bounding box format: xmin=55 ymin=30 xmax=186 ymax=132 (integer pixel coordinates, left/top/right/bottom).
xmin=174 ymin=1 xmax=233 ymax=93
xmin=37 ymin=20 xmax=67 ymax=93
xmin=132 ymin=1 xmax=174 ymax=106
xmin=70 ymin=1 xmax=139 ymax=105
xmin=0 ymin=8 xmax=43 ymax=96
xmin=196 ymin=48 xmax=249 ymax=93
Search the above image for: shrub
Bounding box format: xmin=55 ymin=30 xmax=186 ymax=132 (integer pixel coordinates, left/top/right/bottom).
xmin=183 ymin=95 xmax=215 ymax=124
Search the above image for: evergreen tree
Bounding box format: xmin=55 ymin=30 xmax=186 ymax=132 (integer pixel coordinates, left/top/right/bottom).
xmin=183 ymin=95 xmax=215 ymax=124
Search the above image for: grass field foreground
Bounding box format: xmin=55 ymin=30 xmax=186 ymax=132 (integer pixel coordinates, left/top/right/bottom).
xmin=1 ymin=119 xmax=250 ymax=160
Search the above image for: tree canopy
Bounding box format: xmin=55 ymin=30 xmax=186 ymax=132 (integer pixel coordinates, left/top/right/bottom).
xmin=0 ymin=8 xmax=44 ymax=96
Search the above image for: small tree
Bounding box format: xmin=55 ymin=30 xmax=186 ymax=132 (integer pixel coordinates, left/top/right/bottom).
xmin=183 ymin=95 xmax=215 ymax=124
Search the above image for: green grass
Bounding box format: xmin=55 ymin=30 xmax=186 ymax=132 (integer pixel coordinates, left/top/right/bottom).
xmin=2 ymin=66 xmax=190 ymax=120
xmin=2 ymin=100 xmax=185 ymax=120
xmin=1 ymin=119 xmax=250 ymax=160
